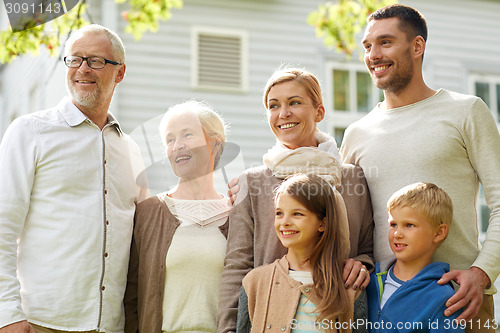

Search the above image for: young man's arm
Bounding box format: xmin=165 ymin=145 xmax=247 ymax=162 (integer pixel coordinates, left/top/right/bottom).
xmin=438 ymin=98 xmax=500 ymax=321
xmin=438 ymin=267 xmax=490 ymax=320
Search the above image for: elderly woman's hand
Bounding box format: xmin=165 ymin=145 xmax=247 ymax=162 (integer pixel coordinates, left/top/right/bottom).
xmin=343 ymin=258 xmax=370 ymax=290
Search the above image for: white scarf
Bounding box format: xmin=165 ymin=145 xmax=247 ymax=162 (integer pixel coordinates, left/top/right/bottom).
xmin=263 ymin=130 xmax=342 ymax=186
xmin=263 ymin=130 xmax=351 ymax=259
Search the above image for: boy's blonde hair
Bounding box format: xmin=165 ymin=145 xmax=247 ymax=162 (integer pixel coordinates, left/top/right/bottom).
xmin=387 ymin=182 xmax=453 ymax=241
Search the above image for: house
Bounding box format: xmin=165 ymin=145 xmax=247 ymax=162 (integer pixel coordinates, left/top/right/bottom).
xmin=1 ymin=0 xmax=500 ymax=321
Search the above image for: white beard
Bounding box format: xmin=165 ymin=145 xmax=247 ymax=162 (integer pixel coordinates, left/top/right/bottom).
xmin=67 ymin=83 xmax=100 ymax=109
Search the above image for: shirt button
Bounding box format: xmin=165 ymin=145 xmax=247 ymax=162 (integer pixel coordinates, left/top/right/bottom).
xmin=104 ymin=190 xmax=108 ymax=195
xmin=304 ymin=287 xmax=310 ymax=292
xmin=266 ymin=324 xmax=271 ymax=329
xmin=104 ymin=253 xmax=108 ymax=257
xmin=106 ymin=220 xmax=109 ymax=225
xmin=101 ymin=286 xmax=105 ymax=291
xmin=281 ymin=326 xmax=286 ymax=331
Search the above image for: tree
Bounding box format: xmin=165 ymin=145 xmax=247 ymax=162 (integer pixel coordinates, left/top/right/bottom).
xmin=0 ymin=0 xmax=394 ymax=64
xmin=0 ymin=0 xmax=183 ymax=64
xmin=308 ymin=0 xmax=396 ymax=57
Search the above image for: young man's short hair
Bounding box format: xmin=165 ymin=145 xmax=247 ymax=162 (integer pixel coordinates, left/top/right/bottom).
xmin=368 ymin=4 xmax=428 ymax=43
xmin=387 ymin=182 xmax=453 ymax=238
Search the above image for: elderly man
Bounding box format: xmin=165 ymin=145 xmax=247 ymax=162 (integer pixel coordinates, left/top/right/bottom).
xmin=0 ymin=24 xmax=148 ymax=333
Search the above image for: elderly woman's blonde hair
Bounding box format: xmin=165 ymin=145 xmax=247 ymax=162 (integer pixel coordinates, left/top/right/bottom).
xmin=387 ymin=182 xmax=453 ymax=241
xmin=159 ymin=100 xmax=228 ymax=168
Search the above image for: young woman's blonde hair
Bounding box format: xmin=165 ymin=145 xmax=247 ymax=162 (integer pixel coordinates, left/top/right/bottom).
xmin=274 ymin=174 xmax=351 ymax=323
xmin=263 ymin=67 xmax=324 ymax=110
xmin=387 ymin=182 xmax=453 ymax=241
xmin=159 ymin=100 xmax=227 ymax=168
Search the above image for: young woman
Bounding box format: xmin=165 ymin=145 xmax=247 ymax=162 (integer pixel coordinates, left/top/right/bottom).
xmin=219 ymin=67 xmax=373 ymax=332
xmin=237 ymin=174 xmax=359 ymax=333
xmin=124 ymin=101 xmax=229 ymax=333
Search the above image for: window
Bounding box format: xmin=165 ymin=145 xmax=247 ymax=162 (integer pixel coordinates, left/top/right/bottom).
xmin=357 ymin=71 xmax=374 ymax=113
xmin=191 ymin=26 xmax=248 ymax=92
xmin=333 ymin=127 xmax=346 ymax=148
xmin=329 ymin=64 xmax=380 ymax=113
xmin=478 ymin=186 xmax=490 ymax=242
xmin=325 ymin=62 xmax=382 ymax=146
xmin=469 ymin=75 xmax=500 ymax=241
xmin=470 ymin=75 xmax=500 ymax=122
xmin=333 ymin=69 xmax=349 ymax=111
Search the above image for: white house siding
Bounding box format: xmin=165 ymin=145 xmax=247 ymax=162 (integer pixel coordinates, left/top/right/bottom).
xmin=0 ymin=53 xmax=65 ymax=134
xmin=0 ymin=4 xmax=64 ymax=134
xmin=405 ymin=0 xmax=500 ymax=92
xmin=115 ymin=0 xmax=329 ymax=170
xmin=0 ymin=0 xmax=102 ymax=135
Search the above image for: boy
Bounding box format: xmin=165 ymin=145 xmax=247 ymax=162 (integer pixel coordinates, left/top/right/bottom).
xmin=366 ymin=182 xmax=464 ymax=332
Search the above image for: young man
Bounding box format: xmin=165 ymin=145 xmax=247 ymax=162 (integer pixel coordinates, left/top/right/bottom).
xmin=0 ymin=25 xmax=148 ymax=333
xmin=341 ymin=4 xmax=499 ymax=333
xmin=367 ymin=183 xmax=463 ymax=333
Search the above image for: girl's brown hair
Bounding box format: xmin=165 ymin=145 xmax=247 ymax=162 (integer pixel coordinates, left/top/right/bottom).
xmin=274 ymin=174 xmax=350 ymax=322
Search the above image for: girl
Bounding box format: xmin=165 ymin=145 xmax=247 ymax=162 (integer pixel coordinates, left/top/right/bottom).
xmin=237 ymin=174 xmax=360 ymax=333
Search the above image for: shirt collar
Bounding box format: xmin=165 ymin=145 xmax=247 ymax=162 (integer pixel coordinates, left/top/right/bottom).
xmin=106 ymin=112 xmax=124 ymax=136
xmin=58 ymin=97 xmax=124 ymax=136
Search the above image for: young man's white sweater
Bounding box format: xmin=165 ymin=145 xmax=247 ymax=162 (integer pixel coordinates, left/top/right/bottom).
xmin=341 ymin=89 xmax=500 ymax=295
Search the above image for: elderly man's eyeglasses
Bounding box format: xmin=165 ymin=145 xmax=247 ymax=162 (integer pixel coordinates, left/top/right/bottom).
xmin=64 ymin=56 xmax=122 ymax=69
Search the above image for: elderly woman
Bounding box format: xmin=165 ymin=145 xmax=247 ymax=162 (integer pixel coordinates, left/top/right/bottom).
xmin=124 ymin=101 xmax=230 ymax=333
xmin=218 ymin=68 xmax=374 ymax=332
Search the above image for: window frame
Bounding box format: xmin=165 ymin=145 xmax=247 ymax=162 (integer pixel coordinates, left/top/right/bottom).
xmin=325 ymin=62 xmax=381 ymax=145
xmin=468 ymin=74 xmax=500 ymax=241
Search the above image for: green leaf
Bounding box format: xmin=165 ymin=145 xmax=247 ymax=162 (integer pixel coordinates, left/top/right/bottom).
xmin=0 ymin=0 xmax=183 ymax=64
xmin=308 ymin=0 xmax=397 ymax=58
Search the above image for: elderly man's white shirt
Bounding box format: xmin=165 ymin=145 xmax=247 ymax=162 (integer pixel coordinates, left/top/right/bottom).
xmin=0 ymin=97 xmax=147 ymax=332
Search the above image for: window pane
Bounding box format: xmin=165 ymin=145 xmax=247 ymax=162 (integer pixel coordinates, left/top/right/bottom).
xmin=357 ymin=72 xmax=372 ymax=113
xmin=496 ymin=84 xmax=500 ymax=120
xmin=475 ymin=82 xmax=490 ymax=108
xmin=333 ymin=127 xmax=346 ymax=148
xmin=378 ymin=88 xmax=384 ymax=103
xmin=479 ymin=186 xmax=490 ymax=235
xmin=480 ymin=205 xmax=491 ymax=234
xmin=333 ymin=70 xmax=349 ymax=111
